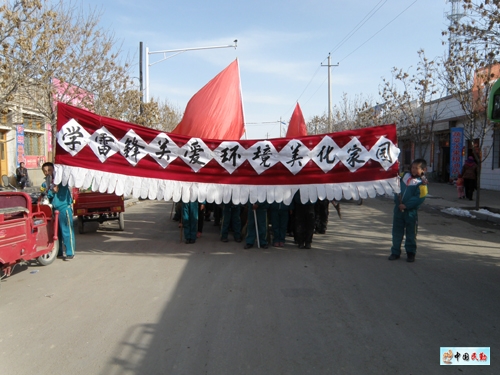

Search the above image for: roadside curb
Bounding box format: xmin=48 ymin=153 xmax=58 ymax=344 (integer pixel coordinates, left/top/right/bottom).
xmin=470 ymin=210 xmax=500 ymax=224
xmin=124 ymin=198 xmax=140 ymax=208
xmin=379 ymin=195 xmax=500 ymax=224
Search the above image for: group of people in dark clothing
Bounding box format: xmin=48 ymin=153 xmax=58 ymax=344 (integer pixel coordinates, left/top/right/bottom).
xmin=173 ymin=192 xmax=338 ymax=249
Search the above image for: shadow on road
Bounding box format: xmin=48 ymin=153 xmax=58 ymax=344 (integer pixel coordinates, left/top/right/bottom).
xmin=95 ymin=199 xmax=500 ymax=374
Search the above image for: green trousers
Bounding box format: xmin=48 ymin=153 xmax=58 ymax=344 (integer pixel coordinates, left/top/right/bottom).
xmin=391 ymin=209 xmax=418 ymax=255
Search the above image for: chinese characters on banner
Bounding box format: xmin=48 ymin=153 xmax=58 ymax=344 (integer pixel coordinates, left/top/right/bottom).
xmin=55 ymin=103 xmax=401 ymax=204
xmin=450 ymin=127 xmax=464 ymax=180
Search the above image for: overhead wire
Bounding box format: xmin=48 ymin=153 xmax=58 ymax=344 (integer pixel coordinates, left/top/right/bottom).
xmin=286 ymin=0 xmax=419 ymax=121
xmin=339 ymin=0 xmax=419 ymax=63
xmin=285 ymin=0 xmax=389 ymax=118
xmin=327 ymin=0 xmax=388 ymax=57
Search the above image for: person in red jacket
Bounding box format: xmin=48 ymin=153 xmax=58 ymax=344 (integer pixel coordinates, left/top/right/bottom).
xmin=461 ymin=156 xmax=478 ymax=201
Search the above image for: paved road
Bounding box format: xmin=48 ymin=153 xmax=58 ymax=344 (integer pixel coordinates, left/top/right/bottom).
xmin=1 ymin=197 xmax=499 ymax=374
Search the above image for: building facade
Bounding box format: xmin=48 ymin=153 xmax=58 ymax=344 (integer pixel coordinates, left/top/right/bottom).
xmin=0 ymin=89 xmax=52 ymax=187
xmin=398 ymin=94 xmax=500 ymax=191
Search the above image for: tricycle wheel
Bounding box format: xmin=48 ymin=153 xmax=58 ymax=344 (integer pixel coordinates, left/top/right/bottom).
xmin=78 ymin=216 xmax=85 ymax=234
xmin=38 ymin=238 xmax=59 ymax=266
xmin=118 ymin=212 xmax=125 ymax=231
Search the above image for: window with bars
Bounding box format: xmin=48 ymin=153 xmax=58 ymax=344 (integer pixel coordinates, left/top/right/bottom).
xmin=0 ymin=111 xmax=13 ymax=126
xmin=23 ymin=116 xmax=44 ymax=131
xmin=22 ymin=115 xmax=45 ymax=156
xmin=24 ymin=131 xmax=45 ymax=156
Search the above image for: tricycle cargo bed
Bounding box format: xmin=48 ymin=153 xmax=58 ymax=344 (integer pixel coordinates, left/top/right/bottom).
xmin=72 ymin=189 xmax=125 ymax=233
xmin=73 ymin=190 xmax=124 ymax=216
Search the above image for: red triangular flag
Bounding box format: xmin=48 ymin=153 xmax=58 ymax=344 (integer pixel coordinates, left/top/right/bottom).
xmin=285 ymin=103 xmax=308 ymax=137
xmin=171 ymin=59 xmax=245 ymax=140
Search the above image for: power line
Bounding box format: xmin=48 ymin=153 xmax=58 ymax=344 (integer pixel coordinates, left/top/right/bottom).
xmin=286 ymin=0 xmax=391 ymax=119
xmin=283 ymin=0 xmax=420 ymax=123
xmin=327 ymin=0 xmax=388 ymax=58
xmin=338 ymin=0 xmax=419 ymax=63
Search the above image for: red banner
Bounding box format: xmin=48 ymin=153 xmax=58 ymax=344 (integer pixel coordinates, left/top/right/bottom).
xmin=55 ymin=103 xmax=400 ymax=204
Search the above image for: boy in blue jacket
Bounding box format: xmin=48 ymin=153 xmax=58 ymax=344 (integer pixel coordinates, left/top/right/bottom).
xmin=389 ymin=158 xmax=428 ymax=263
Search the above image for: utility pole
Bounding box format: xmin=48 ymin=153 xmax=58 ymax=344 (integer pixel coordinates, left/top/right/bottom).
xmin=139 ymin=41 xmax=144 ymax=115
xmin=321 ymin=53 xmax=339 ymax=133
xmin=144 ymin=40 xmax=237 ymax=102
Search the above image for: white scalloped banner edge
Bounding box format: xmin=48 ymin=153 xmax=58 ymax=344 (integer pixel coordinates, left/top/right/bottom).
xmin=54 ymin=164 xmax=400 ymax=205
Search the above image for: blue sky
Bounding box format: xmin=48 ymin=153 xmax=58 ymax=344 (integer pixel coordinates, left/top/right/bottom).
xmin=86 ymin=0 xmax=451 ymax=139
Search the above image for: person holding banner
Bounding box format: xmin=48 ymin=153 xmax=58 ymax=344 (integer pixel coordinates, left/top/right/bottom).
xmin=244 ymin=202 xmax=269 ymax=249
xmin=220 ymin=202 xmax=242 ymax=243
xmin=269 ymin=201 xmax=291 ymax=247
xmin=293 ymin=191 xmax=316 ymax=249
xmin=41 ymin=162 xmax=76 ymax=260
xmin=181 ymin=201 xmax=205 ymax=244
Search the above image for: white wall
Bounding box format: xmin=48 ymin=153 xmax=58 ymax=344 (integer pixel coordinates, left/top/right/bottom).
xmin=480 ymin=130 xmax=500 ymax=190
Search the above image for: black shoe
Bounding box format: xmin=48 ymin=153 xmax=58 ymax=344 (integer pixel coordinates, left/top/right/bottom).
xmin=262 ymin=244 xmax=268 ymax=249
xmin=221 ymin=238 xmax=228 ymax=242
xmin=65 ymin=255 xmax=74 ymax=260
xmin=235 ymin=238 xmax=242 ymax=243
xmin=185 ymin=240 xmax=191 ymax=244
xmin=298 ymin=244 xmax=305 ymax=249
xmin=388 ymin=254 xmax=400 ymax=260
xmin=305 ymin=243 xmax=311 ymax=249
xmin=407 ymin=253 xmax=415 ymax=263
xmin=244 ymin=244 xmax=253 ymax=249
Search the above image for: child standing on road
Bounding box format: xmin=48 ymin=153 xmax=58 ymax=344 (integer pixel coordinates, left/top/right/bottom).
xmin=456 ymin=174 xmax=465 ymax=199
xmin=388 ymin=158 xmax=428 ymax=263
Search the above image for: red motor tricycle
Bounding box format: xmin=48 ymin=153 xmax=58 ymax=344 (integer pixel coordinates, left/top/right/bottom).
xmin=0 ymin=191 xmax=59 ymax=279
xmin=72 ymin=188 xmax=125 ymax=234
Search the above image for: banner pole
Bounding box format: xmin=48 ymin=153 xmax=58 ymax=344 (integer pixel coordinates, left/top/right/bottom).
xmin=253 ymin=209 xmax=260 ymax=248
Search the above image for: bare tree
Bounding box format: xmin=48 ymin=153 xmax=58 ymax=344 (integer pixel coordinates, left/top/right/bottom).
xmin=442 ymin=42 xmax=496 ymax=209
xmin=307 ymin=113 xmax=329 ymax=135
xmin=152 ymin=99 xmax=182 ymax=132
xmin=442 ymin=0 xmax=500 ymax=209
xmin=380 ymin=50 xmax=446 ymax=160
xmin=330 ymin=93 xmax=378 ymax=131
xmin=447 ymin=0 xmax=500 ymax=54
xmin=0 ymin=0 xmax=62 ymax=110
xmin=2 ymin=0 xmax=182 ymax=157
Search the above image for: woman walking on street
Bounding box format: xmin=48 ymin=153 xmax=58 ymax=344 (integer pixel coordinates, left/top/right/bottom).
xmin=461 ymin=156 xmax=478 ymax=201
